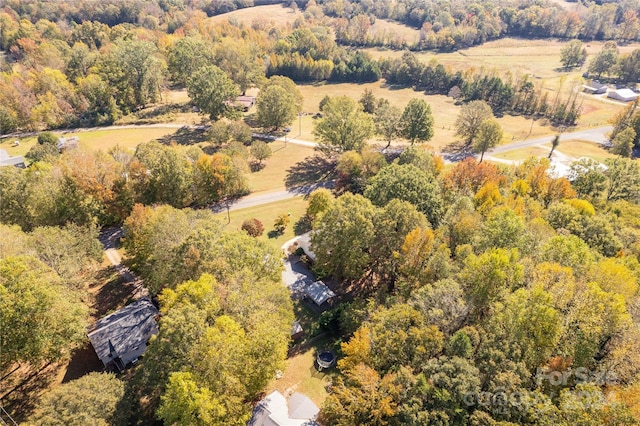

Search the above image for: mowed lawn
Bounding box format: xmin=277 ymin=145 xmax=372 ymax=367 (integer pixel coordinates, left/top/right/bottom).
xmin=247 ymin=141 xmax=317 ymax=194
xmin=265 ymin=341 xmax=338 ymax=408
xmin=0 ymin=127 xmax=177 ymax=158
xmin=213 ymin=196 xmax=308 ymax=251
xmin=543 ymin=139 xmax=615 ymax=162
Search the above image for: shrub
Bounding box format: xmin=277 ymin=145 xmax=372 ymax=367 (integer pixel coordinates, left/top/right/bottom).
xmin=274 ymin=213 xmax=291 ymax=234
xmin=241 ymin=218 xmax=264 ymax=237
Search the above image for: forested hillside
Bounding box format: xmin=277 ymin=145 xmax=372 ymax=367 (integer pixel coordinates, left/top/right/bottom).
xmin=1 ymin=0 xmax=640 ymax=132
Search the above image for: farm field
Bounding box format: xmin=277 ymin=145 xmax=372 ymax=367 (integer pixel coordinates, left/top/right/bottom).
xmin=297 ymin=82 xmax=565 ymax=151
xmin=369 ymin=18 xmax=420 ymax=45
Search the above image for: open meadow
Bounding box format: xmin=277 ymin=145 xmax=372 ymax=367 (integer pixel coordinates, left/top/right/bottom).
xmin=208 ymin=3 xmax=302 ymax=26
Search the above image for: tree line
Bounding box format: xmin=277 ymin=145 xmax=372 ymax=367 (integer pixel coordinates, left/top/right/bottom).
xmin=314 ymin=0 xmax=640 ymax=50
xmin=3 ymin=0 xmax=640 ymax=134
xmin=0 ymin=134 xmax=256 ymax=229
xmin=382 ymin=52 xmax=582 ymax=126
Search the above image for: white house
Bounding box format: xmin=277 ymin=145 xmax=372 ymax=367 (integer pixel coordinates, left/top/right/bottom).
xmin=248 ymin=391 xmax=319 ymax=426
xmin=607 ymin=88 xmax=639 ymax=102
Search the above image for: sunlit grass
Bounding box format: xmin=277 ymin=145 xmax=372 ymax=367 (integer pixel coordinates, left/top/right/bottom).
xmin=247 ymin=141 xmax=316 ymax=194
xmin=213 ymin=196 xmax=309 ymax=251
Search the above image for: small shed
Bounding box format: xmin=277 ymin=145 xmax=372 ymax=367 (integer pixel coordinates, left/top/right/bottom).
xmin=290 ymin=321 xmax=304 ymax=341
xmin=582 ymin=81 xmax=607 ymax=95
xmin=235 ymin=95 xmax=256 ymax=111
xmin=88 ymin=298 xmax=159 ymax=372
xmin=607 ymin=88 xmax=639 ymax=102
xmin=0 ymin=149 xmax=25 ymax=168
xmin=304 ymin=281 xmax=335 ymax=307
xmin=57 ymin=136 xmax=79 ymax=152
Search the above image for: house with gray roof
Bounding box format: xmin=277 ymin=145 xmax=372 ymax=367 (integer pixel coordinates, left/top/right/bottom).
xmin=0 ymin=149 xmax=25 ymax=168
xmin=87 ymin=298 xmax=159 ymax=372
xmin=304 ymin=280 xmax=335 ymax=308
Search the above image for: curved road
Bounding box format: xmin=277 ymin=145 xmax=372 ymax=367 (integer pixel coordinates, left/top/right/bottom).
xmin=489 ymin=125 xmax=612 ymax=155
xmin=5 ymin=122 xmax=613 ymax=212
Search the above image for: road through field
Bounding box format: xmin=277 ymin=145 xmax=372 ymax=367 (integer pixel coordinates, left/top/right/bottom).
xmin=489 ymin=125 xmax=613 ymax=155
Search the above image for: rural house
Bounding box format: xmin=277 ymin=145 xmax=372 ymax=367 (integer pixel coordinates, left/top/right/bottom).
xmin=582 ymin=80 xmax=607 ymax=95
xmin=0 ymin=149 xmax=25 ymax=168
xmin=607 ymin=88 xmax=639 ymax=102
xmin=87 ymin=298 xmax=159 ymax=372
xmin=248 ymin=390 xmax=319 ymax=426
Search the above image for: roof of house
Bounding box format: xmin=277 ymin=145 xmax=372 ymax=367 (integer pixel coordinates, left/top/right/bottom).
xmin=87 ymin=298 xmax=159 ymax=365
xmin=288 ymin=393 xmax=319 ymax=420
xmin=248 ymin=391 xmax=319 ymax=426
xmin=0 ymin=149 xmax=25 ymax=167
xmin=57 ymin=136 xmax=79 ymax=150
xmin=584 ymin=81 xmax=607 ymax=90
xmin=608 ymin=88 xmax=639 ymax=99
xmin=304 ymin=281 xmax=335 ymax=306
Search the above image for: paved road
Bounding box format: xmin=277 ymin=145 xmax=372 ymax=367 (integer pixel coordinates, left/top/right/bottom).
xmin=489 ymin=125 xmax=613 ymax=155
xmin=213 ymin=181 xmax=333 ymax=213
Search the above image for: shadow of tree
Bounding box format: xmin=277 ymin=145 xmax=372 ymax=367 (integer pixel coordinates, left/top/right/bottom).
xmin=249 ymin=161 xmax=266 ymax=172
xmin=156 ymin=127 xmax=209 ymax=146
xmin=62 ymin=343 xmax=102 ymax=383
xmin=441 ymin=140 xmax=475 ymax=163
xmin=1 ymin=362 xmax=61 ymax=423
xmin=91 ymin=266 xmax=139 ymax=318
xmin=267 ymin=230 xmax=281 ymax=239
xmin=294 ymin=216 xmax=312 ymax=235
xmin=285 ymin=155 xmax=337 ymax=189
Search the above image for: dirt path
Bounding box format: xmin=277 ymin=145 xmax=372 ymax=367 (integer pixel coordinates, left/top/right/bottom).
xmin=98 ymin=226 xmax=148 ymax=299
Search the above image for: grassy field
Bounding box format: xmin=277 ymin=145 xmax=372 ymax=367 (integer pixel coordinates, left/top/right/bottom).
xmin=213 ymin=197 xmax=309 ymax=251
xmin=492 ymin=146 xmax=551 ymax=161
xmin=297 ymin=82 xmax=560 ymax=151
xmin=0 ymin=127 xmax=177 ymax=158
xmin=544 ymin=139 xmax=615 ymax=162
xmin=247 ymin=141 xmax=316 ymax=194
xmin=369 ymin=19 xmax=420 ymax=44
xmin=489 ymin=139 xmax=614 ymax=163
xmin=208 ymin=3 xmax=302 ymax=26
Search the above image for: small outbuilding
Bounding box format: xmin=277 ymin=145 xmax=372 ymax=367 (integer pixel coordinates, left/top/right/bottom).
xmin=304 ymin=280 xmax=336 ymax=307
xmin=607 ymin=88 xmax=639 ymax=102
xmin=88 ymin=298 xmax=159 ymax=372
xmin=248 ymin=390 xmax=319 ymax=426
xmin=0 ymin=149 xmax=25 ymax=168
xmin=290 ymin=320 xmax=304 ymax=341
xmin=582 ymin=80 xmax=607 ymax=95
xmin=57 ymin=136 xmax=79 ymax=152
xmin=235 ymin=95 xmax=257 ymax=111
